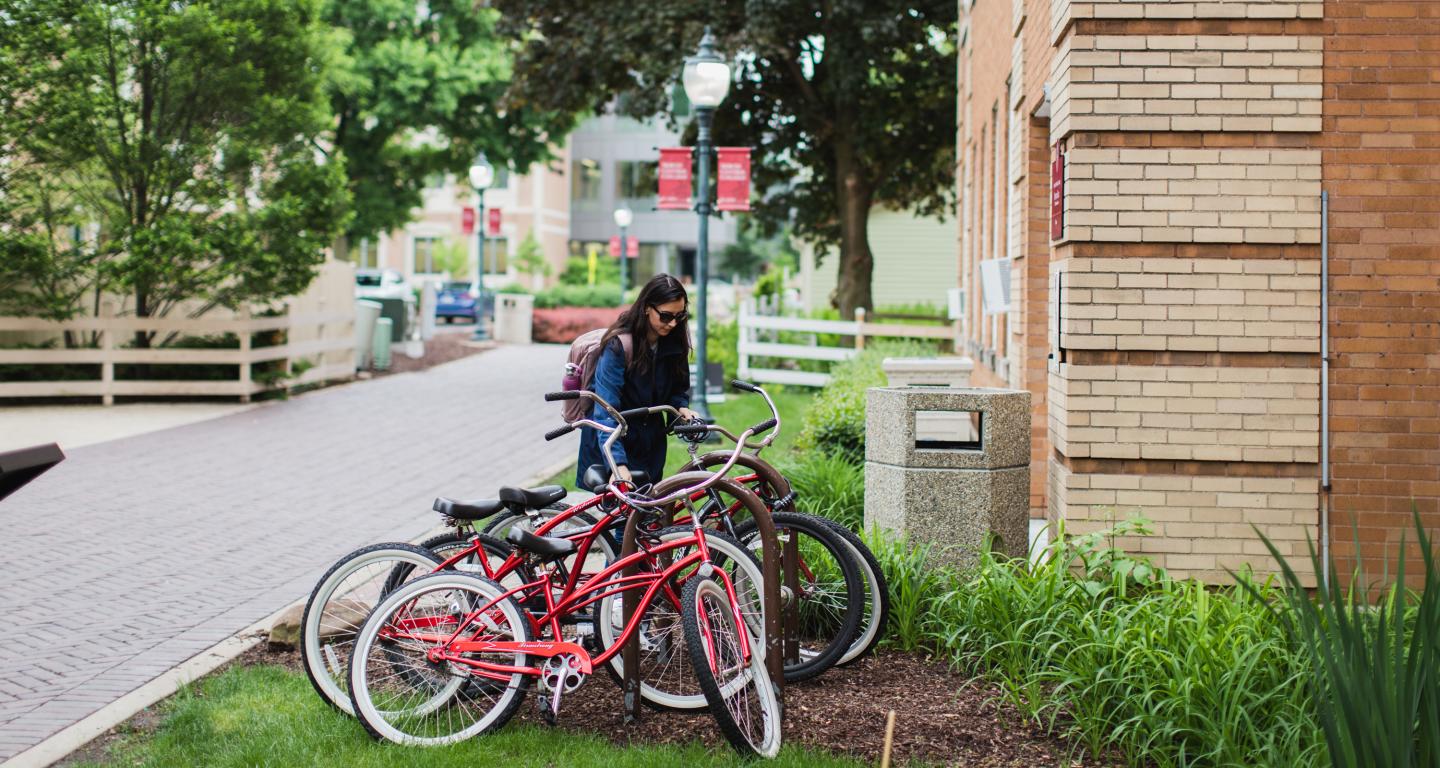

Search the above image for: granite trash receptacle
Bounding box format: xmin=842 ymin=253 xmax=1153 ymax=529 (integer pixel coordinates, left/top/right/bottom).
xmin=863 ymin=386 xmax=1031 ymax=570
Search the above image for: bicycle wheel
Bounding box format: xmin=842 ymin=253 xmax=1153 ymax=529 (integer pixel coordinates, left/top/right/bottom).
xmin=300 ymin=542 xmax=441 ymax=715
xmin=348 ymin=571 xmax=531 ymax=746
xmin=731 ymin=511 xmax=864 ymax=681
xmin=595 ymin=528 xmax=764 ymax=711
xmin=682 ymin=575 xmax=782 ymax=758
xmin=815 ymin=517 xmax=890 ymax=665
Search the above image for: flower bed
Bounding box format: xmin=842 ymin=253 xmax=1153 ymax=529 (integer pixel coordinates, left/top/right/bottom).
xmin=531 ymin=306 xmax=623 ymax=344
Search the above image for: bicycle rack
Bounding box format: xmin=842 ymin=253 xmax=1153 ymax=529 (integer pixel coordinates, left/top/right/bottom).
xmin=618 ymin=472 xmax=786 ymax=722
xmin=0 ymin=443 xmax=65 ymax=504
xmin=679 ymin=451 xmax=803 ymax=667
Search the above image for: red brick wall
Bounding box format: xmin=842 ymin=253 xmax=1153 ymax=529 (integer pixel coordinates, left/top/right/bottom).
xmin=1321 ymin=0 xmax=1440 ymax=578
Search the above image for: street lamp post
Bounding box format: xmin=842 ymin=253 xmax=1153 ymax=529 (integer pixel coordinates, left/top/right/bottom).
xmin=613 ymin=207 xmax=633 ymax=305
xmin=468 ymin=154 xmax=494 ymax=341
xmin=682 ymin=27 xmax=731 ymax=422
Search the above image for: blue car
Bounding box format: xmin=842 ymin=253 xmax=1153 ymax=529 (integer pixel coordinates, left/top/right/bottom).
xmin=435 ymin=281 xmax=479 ymax=323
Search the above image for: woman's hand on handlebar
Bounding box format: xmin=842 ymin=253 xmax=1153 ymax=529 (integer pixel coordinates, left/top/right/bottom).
xmin=677 ymin=407 xmax=700 ymax=421
xmin=614 ymin=464 xmax=632 ymax=483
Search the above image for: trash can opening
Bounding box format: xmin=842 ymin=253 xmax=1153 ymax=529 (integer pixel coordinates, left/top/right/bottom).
xmin=915 ymin=409 xmax=982 ymax=451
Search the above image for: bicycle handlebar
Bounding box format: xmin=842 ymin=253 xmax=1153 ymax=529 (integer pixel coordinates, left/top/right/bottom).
xmin=731 ymin=379 xmax=760 ymax=393
xmin=544 ymin=424 xmax=575 ymax=441
xmin=544 ymin=391 xmax=581 ymax=402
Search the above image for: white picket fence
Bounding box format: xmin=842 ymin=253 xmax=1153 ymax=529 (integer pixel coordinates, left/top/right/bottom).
xmin=0 ymin=261 xmax=356 ymax=404
xmin=736 ymin=301 xmax=957 ymax=387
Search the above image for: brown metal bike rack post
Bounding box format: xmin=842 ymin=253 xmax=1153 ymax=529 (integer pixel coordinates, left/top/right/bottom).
xmin=679 ymin=452 xmax=802 ymax=665
xmin=619 ymin=472 xmax=785 ymax=722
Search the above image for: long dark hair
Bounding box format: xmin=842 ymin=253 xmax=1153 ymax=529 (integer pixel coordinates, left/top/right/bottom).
xmin=601 ymin=273 xmax=690 ymax=377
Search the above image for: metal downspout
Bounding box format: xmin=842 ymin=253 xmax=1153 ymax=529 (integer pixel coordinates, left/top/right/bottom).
xmin=1321 ymin=190 xmax=1331 ymax=590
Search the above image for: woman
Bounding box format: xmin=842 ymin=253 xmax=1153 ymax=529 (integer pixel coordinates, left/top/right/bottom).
xmin=577 ymin=273 xmax=700 ymax=487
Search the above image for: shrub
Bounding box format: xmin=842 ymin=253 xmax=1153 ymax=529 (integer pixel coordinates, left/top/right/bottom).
xmin=915 ymin=517 xmax=1323 ymax=768
xmin=558 ymin=254 xmax=620 ymax=287
xmin=708 ymin=318 xmax=739 ymax=385
xmin=530 ymin=307 xmax=623 ymax=344
xmin=533 ymin=283 xmax=625 ymax=309
xmin=794 ymin=340 xmax=931 ymax=462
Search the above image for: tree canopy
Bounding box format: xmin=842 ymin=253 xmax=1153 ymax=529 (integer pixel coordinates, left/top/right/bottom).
xmin=0 ymin=0 xmax=350 ymax=342
xmin=322 ymin=0 xmax=575 ymax=246
xmin=494 ymin=0 xmax=957 ymax=315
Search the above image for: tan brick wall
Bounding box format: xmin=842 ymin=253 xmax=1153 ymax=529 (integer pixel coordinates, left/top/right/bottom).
xmin=1052 ymin=0 xmax=1325 ymax=43
xmin=1051 ymin=34 xmax=1323 ymax=136
xmin=1050 ymin=459 xmax=1319 ymax=584
xmin=1060 ymin=146 xmax=1322 ymax=243
xmin=1051 ymin=256 xmax=1320 ymax=352
xmin=1050 ymin=363 xmax=1321 ymax=461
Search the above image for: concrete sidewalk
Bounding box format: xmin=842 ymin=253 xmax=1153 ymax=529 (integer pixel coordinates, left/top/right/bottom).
xmin=0 ymin=403 xmax=259 ymax=454
xmin=0 ymin=343 xmax=579 ymax=763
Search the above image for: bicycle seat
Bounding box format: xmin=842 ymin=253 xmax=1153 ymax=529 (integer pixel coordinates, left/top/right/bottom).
xmin=498 ymin=484 xmax=567 ymax=510
xmin=581 ymin=464 xmax=649 ymax=495
xmin=432 ymin=496 xmax=507 ymax=521
xmin=505 ymin=526 xmax=577 ymax=560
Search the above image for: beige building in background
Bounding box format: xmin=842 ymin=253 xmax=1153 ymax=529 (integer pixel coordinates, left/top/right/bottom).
xmin=353 ymin=144 xmax=573 ymax=290
xmin=800 ymin=209 xmax=961 ymax=313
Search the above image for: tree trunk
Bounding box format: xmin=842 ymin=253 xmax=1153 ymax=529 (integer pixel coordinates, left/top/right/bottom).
xmin=830 ymin=139 xmax=874 ymax=320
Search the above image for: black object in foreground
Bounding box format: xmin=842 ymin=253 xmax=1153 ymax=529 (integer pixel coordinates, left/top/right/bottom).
xmin=0 ymin=443 xmax=65 ymax=503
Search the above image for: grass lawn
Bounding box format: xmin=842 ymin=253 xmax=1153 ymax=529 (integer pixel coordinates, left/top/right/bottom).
xmin=546 ymin=388 xmax=816 ymax=491
xmin=71 ymin=663 xmax=863 ymax=768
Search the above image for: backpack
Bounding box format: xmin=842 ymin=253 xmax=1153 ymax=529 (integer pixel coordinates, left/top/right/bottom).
xmin=561 ymin=330 xmax=633 ymax=423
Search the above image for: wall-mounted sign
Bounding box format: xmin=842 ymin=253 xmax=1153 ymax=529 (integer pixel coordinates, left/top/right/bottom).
xmin=487 ymin=207 xmax=501 ymax=236
xmin=461 ymin=207 xmax=475 ymax=234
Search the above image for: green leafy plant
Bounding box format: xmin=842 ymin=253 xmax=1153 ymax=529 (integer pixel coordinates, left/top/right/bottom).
xmin=1247 ymin=512 xmax=1440 ymax=768
xmin=779 ymin=450 xmax=865 ymax=531
xmin=512 ymin=231 xmax=551 ymax=289
xmin=794 ymin=340 xmax=931 ymax=462
xmin=916 ymin=518 xmax=1324 ymax=767
xmin=431 ymin=239 xmax=471 ymax=280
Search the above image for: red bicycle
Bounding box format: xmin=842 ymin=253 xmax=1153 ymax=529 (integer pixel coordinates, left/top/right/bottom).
xmin=345 ymin=391 xmax=783 ymax=757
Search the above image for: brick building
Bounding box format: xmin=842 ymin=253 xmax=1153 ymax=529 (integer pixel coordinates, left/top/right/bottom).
xmin=955 ymin=0 xmax=1438 ymax=584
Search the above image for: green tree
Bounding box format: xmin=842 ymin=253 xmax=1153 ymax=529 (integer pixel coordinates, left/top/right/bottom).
xmin=322 ymin=0 xmax=575 ymax=249
xmin=719 ymin=219 xmax=799 ymax=281
xmin=493 ymin=1 xmax=957 ymax=317
xmin=0 ymin=0 xmax=351 ymax=347
xmin=512 ymin=231 xmax=552 ymax=289
xmin=431 ymin=239 xmax=471 ymax=279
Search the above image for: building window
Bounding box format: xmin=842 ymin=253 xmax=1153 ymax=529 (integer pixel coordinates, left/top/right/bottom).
xmin=479 ymin=237 xmax=509 ymax=275
xmin=571 ymin=158 xmax=603 ymax=210
xmin=615 ymin=161 xmax=658 ymax=206
xmin=414 ymin=236 xmax=440 ymax=274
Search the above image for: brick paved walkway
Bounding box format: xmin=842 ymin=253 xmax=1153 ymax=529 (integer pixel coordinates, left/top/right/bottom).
xmin=0 ymin=344 xmax=576 ymax=760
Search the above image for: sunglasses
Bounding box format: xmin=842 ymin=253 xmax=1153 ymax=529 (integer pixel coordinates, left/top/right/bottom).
xmin=651 ymin=307 xmax=689 ymax=325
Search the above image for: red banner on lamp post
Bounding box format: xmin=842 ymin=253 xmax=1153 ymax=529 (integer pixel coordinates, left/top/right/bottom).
xmin=461 ymin=207 xmax=476 ymax=234
xmin=658 ymin=148 xmax=694 ymax=210
xmin=716 ymin=147 xmax=751 ymax=212
xmin=487 ymin=207 xmax=502 ymax=236
xmin=609 ymin=236 xmax=640 ymax=258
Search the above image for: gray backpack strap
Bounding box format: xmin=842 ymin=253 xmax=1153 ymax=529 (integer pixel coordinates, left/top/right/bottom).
xmin=616 ymin=332 xmax=633 ymax=366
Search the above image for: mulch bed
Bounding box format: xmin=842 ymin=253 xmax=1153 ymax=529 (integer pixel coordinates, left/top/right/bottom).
xmin=368 ymin=329 xmax=492 ymax=377
xmin=216 ymin=643 xmax=1096 ymax=767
